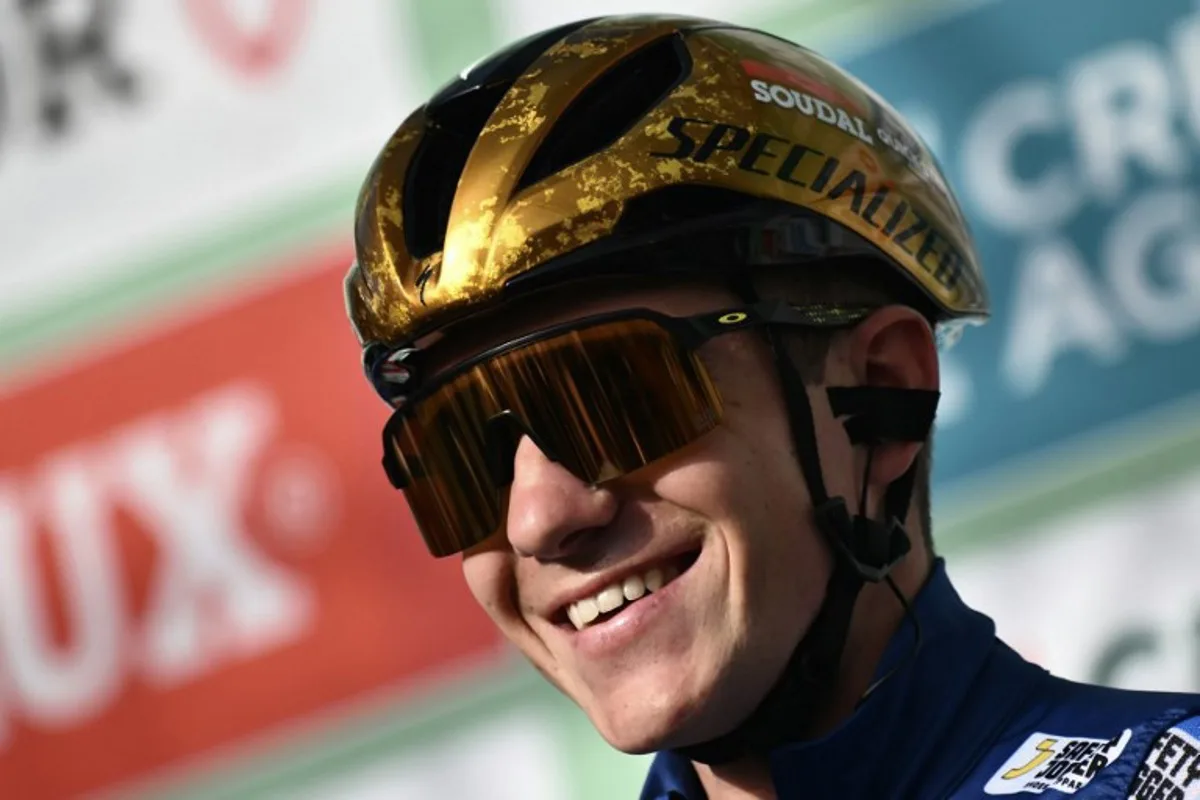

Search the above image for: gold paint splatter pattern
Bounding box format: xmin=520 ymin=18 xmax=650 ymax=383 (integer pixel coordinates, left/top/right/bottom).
xmin=347 ymin=15 xmax=989 ymax=347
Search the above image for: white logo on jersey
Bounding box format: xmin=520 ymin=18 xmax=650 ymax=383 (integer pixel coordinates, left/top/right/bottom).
xmin=985 ymin=728 xmax=1130 ymax=795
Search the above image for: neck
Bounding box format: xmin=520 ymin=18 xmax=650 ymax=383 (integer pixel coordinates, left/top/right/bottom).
xmin=805 ymin=545 xmax=931 ymax=735
xmin=694 ymin=534 xmax=933 ymax=798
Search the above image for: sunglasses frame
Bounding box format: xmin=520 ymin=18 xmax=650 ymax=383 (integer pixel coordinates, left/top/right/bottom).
xmin=373 ymin=299 xmax=876 ymax=492
xmin=370 ymin=300 xmax=874 ymax=404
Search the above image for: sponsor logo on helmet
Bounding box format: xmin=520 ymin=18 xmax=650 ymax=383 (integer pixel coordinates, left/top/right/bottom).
xmin=741 ymin=59 xmax=868 ymax=116
xmin=741 ymin=60 xmax=943 ymax=190
xmin=983 ymin=728 xmax=1131 ymax=795
xmin=749 ymin=78 xmax=875 ymax=146
xmin=649 ymin=116 xmax=976 ymax=297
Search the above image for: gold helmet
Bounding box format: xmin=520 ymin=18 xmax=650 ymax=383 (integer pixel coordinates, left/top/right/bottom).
xmin=345 ymin=14 xmax=988 ymax=351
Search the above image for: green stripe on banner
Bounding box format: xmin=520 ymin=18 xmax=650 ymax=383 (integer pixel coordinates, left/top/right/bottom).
xmin=936 ymin=391 xmax=1200 ymax=554
xmin=0 ymin=176 xmax=358 ymax=384
xmin=400 ymin=0 xmax=499 ymax=93
xmin=115 ymin=660 xmax=542 ymax=799
xmin=755 ymin=0 xmax=994 ymax=59
xmin=112 ymin=658 xmax=650 ymax=800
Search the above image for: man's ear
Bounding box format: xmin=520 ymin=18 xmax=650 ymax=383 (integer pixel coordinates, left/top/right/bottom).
xmin=845 ymin=305 xmax=940 ymax=487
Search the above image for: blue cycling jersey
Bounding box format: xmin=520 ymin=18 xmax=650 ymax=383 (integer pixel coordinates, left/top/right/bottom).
xmin=641 ymin=559 xmax=1200 ymax=799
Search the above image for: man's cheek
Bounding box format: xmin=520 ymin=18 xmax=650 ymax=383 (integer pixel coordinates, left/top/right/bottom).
xmin=461 ymin=552 xmax=516 ymax=619
xmin=651 ymin=443 xmax=742 ymax=510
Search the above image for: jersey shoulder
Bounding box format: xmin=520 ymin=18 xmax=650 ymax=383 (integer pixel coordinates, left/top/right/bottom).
xmin=951 ymin=674 xmax=1200 ymax=799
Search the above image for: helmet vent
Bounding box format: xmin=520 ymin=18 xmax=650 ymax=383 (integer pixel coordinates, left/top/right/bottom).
xmin=516 ymin=33 xmax=691 ymax=193
xmin=404 ymin=83 xmax=508 ymax=259
xmin=404 ymin=18 xmax=599 ymax=260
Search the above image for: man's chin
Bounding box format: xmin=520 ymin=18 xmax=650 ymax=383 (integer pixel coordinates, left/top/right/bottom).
xmin=594 ymin=716 xmax=684 ymax=756
xmin=595 ymin=714 xmax=744 ymax=756
xmin=585 ymin=688 xmax=716 ymax=755
xmin=583 ymin=674 xmax=772 ymax=757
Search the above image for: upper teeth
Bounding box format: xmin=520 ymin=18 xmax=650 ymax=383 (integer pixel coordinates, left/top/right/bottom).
xmin=566 ymin=563 xmax=680 ymax=630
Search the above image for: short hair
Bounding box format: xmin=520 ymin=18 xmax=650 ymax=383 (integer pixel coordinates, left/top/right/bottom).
xmin=752 ymin=258 xmax=938 ymax=557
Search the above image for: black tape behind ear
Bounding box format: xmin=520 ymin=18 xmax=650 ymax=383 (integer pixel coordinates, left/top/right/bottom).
xmin=820 ymin=384 xmax=938 ymax=583
xmin=826 ymin=386 xmax=940 ymax=444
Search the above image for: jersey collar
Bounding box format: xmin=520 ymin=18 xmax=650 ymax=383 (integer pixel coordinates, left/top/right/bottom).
xmin=640 ymin=558 xmax=1037 ymax=799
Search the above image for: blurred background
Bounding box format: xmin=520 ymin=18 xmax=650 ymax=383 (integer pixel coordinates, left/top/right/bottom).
xmin=2 ymin=0 xmax=1200 ymax=797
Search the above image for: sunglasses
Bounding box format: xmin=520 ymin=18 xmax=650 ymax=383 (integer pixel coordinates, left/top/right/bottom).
xmin=367 ymin=300 xmax=874 ymax=556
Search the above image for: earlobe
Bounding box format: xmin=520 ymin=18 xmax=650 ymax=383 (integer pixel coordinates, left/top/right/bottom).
xmin=869 ymin=440 xmax=924 ymax=492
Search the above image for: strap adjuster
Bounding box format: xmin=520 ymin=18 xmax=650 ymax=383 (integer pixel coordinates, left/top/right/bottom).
xmin=814 ymin=497 xmax=912 ymax=584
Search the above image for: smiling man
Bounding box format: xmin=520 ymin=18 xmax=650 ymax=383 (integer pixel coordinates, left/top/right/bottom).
xmin=344 ymin=14 xmax=1200 ymax=799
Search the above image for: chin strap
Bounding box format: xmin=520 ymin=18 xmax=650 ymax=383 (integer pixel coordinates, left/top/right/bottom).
xmin=673 ymin=284 xmax=939 ymax=766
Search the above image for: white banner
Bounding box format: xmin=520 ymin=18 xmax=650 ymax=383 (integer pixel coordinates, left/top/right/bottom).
xmin=951 ymin=465 xmax=1200 ymax=693
xmin=0 ymin=0 xmax=413 ymax=323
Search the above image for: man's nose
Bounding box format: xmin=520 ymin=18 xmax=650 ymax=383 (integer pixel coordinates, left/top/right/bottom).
xmin=505 ymin=434 xmax=618 ymax=560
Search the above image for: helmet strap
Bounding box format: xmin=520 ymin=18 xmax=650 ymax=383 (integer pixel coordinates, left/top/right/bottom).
xmin=672 ymin=277 xmax=937 ymax=766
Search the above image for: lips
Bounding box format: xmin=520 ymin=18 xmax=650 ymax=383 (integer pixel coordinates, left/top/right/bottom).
xmin=566 ymin=562 xmax=676 ymax=630
xmin=555 ymin=549 xmax=700 ymax=631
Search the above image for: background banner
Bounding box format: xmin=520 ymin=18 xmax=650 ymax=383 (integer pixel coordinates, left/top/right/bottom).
xmin=0 ymin=248 xmax=502 ymax=798
xmin=826 ymin=0 xmax=1200 ymax=701
xmin=3 ymin=1 xmax=1199 ymax=797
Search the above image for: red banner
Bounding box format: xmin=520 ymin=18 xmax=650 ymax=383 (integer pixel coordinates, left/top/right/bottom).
xmin=0 ymin=245 xmax=502 ymax=799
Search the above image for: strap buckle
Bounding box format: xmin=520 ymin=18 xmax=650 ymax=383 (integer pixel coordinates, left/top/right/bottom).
xmin=814 ymin=497 xmax=911 ymax=584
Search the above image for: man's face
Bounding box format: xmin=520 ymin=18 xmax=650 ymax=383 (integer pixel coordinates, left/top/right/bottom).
xmin=452 ymin=281 xmax=855 ymax=754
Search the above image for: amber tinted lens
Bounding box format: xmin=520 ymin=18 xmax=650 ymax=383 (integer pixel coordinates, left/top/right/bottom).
xmin=386 ymin=378 xmax=508 ymax=557
xmin=386 ymin=318 xmax=724 ymax=556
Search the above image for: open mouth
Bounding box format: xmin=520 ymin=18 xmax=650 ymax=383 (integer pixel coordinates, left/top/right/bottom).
xmin=557 ymin=549 xmax=701 ymax=631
